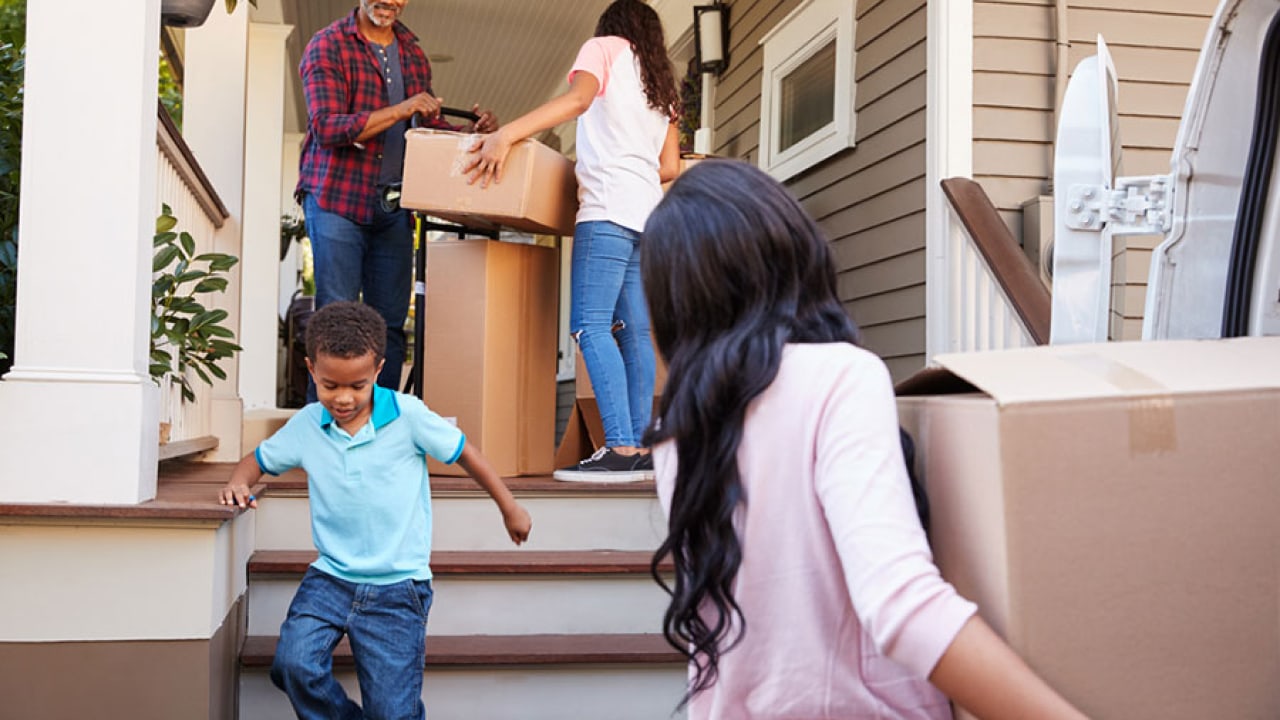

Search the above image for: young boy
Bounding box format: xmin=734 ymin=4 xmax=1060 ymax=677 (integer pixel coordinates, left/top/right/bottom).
xmin=220 ymin=301 xmax=532 ymax=719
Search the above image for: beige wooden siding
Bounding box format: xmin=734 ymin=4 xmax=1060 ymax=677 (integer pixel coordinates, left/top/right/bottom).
xmin=715 ymin=0 xmax=929 ymax=382
xmin=972 ymin=0 xmax=1216 ymax=338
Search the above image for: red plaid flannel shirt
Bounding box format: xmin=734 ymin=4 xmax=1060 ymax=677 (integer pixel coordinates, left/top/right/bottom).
xmin=295 ymin=9 xmax=453 ymax=224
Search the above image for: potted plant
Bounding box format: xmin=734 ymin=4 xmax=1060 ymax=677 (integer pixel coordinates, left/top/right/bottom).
xmin=162 ymin=0 xmax=256 ymax=29
xmin=151 ymin=204 xmax=241 ymax=421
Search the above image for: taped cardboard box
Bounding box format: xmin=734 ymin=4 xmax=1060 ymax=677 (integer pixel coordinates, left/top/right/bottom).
xmin=555 ymin=347 xmax=668 ymax=468
xmin=422 ymin=239 xmax=558 ymax=477
xmin=895 ymin=337 xmax=1280 ymax=720
xmin=401 ymin=129 xmax=577 ymax=236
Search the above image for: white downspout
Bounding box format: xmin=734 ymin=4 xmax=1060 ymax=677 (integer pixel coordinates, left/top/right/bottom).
xmin=925 ymin=0 xmax=974 ymax=361
xmin=1051 ymin=0 xmax=1070 ymax=181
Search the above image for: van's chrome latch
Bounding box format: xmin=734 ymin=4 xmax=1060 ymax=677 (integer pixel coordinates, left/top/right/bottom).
xmin=1065 ymin=175 xmax=1173 ymax=235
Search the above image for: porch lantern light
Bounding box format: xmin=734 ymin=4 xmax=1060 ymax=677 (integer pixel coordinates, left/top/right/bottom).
xmin=694 ymin=2 xmax=730 ymax=75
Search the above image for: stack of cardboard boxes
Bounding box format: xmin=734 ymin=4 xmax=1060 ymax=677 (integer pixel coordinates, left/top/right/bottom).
xmin=402 ymin=130 xmax=573 ymax=477
xmin=402 ymin=137 xmax=710 ymax=476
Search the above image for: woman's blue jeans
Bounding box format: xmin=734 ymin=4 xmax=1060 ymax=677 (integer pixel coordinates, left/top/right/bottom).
xmin=270 ymin=567 xmax=434 ymax=720
xmin=571 ymin=220 xmax=656 ymax=447
xmin=303 ymin=194 xmax=412 ymax=393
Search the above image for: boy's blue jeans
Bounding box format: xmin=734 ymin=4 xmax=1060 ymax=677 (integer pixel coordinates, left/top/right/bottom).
xmin=271 ymin=566 xmax=434 ymax=720
xmin=571 ymin=220 xmax=656 ymax=447
xmin=303 ymin=194 xmax=413 ymax=394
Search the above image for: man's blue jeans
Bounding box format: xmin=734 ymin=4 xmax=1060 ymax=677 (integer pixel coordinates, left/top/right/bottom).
xmin=571 ymin=220 xmax=656 ymax=447
xmin=271 ymin=567 xmax=434 ymax=720
xmin=303 ymin=194 xmax=412 ymax=393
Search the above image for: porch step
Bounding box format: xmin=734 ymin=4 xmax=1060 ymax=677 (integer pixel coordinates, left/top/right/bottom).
xmin=241 ymin=632 xmax=683 ymax=667
xmin=239 ymin=634 xmax=687 ymax=720
xmin=253 ymin=475 xmax=667 ymax=552
xmin=246 ymin=550 xmax=673 ymax=636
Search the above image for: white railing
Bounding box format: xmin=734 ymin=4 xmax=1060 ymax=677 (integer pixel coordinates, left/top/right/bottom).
xmin=946 ymin=222 xmax=1037 ymax=353
xmin=154 ymin=106 xmax=229 ymax=447
xmin=937 ymin=178 xmax=1050 ymax=355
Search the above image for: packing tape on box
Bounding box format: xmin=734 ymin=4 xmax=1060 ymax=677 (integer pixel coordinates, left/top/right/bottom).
xmin=449 ymin=133 xmax=481 ymax=177
xmin=1058 ymin=353 xmax=1178 ymax=456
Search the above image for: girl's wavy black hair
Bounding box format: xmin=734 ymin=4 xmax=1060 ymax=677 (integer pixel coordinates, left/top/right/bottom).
xmin=595 ymin=0 xmax=680 ymax=119
xmin=641 ymin=160 xmax=859 ymax=704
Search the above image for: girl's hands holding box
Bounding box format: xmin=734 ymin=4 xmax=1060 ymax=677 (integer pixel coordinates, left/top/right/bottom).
xmin=465 ymin=128 xmax=516 ymax=188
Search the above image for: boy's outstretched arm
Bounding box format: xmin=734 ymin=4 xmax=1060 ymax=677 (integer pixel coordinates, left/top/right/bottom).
xmin=219 ymin=452 xmax=264 ymax=509
xmin=455 ymin=442 xmax=532 ymax=545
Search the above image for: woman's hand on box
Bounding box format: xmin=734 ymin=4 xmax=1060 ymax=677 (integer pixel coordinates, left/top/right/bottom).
xmin=465 ymin=128 xmax=514 ymax=188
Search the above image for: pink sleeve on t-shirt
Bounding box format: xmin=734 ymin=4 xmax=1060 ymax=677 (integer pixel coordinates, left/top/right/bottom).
xmin=568 ymin=36 xmax=632 ymax=97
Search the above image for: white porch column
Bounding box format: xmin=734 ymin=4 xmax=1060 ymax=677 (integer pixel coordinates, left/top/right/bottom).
xmin=183 ymin=4 xmax=250 ymax=460
xmin=925 ymin=0 xmax=974 ymax=361
xmin=0 ymin=0 xmax=162 ymax=503
xmin=240 ymin=23 xmax=294 ymax=411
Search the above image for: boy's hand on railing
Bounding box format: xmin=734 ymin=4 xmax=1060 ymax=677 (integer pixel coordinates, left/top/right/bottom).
xmin=219 ymin=483 xmax=258 ymax=509
xmin=503 ymin=503 xmax=532 ymax=545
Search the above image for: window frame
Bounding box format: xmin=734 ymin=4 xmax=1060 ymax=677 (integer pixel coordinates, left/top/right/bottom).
xmin=758 ymin=0 xmax=858 ymax=181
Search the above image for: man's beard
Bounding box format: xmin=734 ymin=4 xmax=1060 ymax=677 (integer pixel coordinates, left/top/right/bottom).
xmin=361 ymin=0 xmax=400 ymax=28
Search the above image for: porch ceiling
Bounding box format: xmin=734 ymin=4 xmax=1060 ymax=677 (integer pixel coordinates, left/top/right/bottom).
xmin=279 ymin=0 xmax=613 ymax=143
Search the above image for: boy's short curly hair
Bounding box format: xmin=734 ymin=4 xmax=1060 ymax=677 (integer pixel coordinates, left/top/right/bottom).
xmin=305 ymin=301 xmax=387 ymax=362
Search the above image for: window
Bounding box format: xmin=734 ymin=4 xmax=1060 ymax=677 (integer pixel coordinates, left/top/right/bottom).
xmin=759 ymin=0 xmax=856 ymax=180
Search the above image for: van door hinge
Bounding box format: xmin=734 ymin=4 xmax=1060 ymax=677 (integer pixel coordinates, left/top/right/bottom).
xmin=1065 ymin=175 xmax=1174 ymax=235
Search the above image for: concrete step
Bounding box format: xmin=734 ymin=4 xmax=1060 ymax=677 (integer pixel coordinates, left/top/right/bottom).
xmin=253 ymin=475 xmax=667 ymax=552
xmin=238 ymin=634 xmax=687 ymax=720
xmin=247 ymin=550 xmax=674 ymax=637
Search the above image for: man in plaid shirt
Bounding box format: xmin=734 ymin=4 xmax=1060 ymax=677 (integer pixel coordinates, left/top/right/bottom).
xmin=296 ymin=0 xmax=498 ymax=395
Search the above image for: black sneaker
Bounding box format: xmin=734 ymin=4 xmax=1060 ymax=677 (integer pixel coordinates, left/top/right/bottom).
xmin=553 ymin=447 xmax=652 ymax=483
xmin=631 ymin=452 xmax=655 ymax=480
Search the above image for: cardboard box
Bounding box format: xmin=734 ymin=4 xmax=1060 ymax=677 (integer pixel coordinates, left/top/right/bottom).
xmin=555 ymin=346 xmax=668 ymax=468
xmin=401 ymin=129 xmax=578 ymax=236
xmin=422 ymin=239 xmax=558 ymax=477
xmin=895 ymin=337 xmax=1280 ymax=719
xmin=662 ymin=153 xmax=713 ymax=191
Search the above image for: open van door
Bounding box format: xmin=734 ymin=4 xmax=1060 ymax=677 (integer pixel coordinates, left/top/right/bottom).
xmin=1050 ymin=37 xmax=1124 ymax=344
xmin=1145 ymin=0 xmax=1280 ymax=339
xmin=1054 ymin=2 xmax=1280 ymax=342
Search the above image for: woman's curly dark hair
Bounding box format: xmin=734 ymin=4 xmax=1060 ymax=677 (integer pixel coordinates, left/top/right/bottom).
xmin=595 ymin=0 xmax=680 ymax=119
xmin=642 ymin=160 xmax=859 ymax=706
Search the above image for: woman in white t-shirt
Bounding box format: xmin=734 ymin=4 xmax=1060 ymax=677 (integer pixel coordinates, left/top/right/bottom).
xmin=468 ymin=0 xmax=680 ymax=482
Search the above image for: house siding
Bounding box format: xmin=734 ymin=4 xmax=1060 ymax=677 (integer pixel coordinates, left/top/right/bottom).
xmin=715 ymin=0 xmax=929 ymax=382
xmin=972 ymin=0 xmax=1217 ymax=338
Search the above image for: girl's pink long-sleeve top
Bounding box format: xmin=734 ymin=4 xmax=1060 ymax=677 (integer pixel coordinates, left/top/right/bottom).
xmin=654 ymin=343 xmax=977 ymax=719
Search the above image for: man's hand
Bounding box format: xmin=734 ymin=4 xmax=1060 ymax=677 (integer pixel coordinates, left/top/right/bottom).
xmin=400 ymin=92 xmax=443 ymax=123
xmin=469 ymin=104 xmax=499 ymax=133
xmin=502 ymin=502 xmax=532 ymax=545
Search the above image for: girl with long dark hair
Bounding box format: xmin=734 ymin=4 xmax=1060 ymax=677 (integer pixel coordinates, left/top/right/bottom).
xmin=468 ymin=0 xmax=680 ymax=481
xmin=643 ymin=160 xmax=1088 ymax=719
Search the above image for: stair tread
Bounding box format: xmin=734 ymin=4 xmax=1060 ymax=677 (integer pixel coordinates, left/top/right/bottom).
xmin=0 ymin=461 xmax=263 ymax=522
xmin=262 ymin=472 xmax=656 ymax=496
xmin=249 ymin=549 xmax=672 ymax=575
xmin=241 ymin=633 xmax=684 ymax=667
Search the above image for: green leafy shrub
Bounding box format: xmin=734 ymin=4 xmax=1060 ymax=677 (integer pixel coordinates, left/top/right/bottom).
xmin=151 ymin=204 xmax=241 ymax=402
xmin=0 ymin=46 xmax=20 ymax=370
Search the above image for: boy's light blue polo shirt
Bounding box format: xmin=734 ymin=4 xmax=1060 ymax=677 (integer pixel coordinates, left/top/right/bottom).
xmin=255 ymin=386 xmax=465 ymax=585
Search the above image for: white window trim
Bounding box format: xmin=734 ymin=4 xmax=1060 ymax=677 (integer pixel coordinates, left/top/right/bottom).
xmin=758 ymin=0 xmax=857 ymax=181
